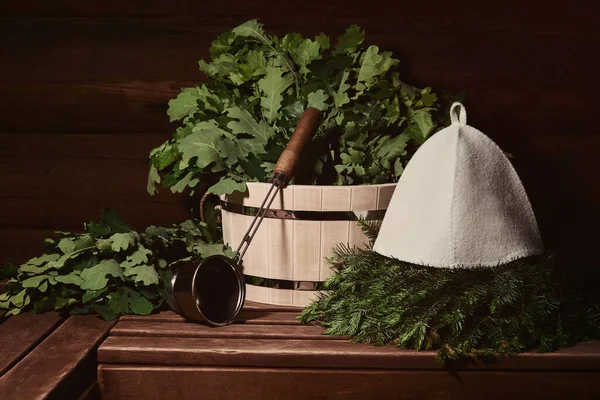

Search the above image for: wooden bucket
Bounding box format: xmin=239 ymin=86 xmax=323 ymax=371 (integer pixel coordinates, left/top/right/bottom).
xmin=220 ymin=182 xmax=396 ymax=307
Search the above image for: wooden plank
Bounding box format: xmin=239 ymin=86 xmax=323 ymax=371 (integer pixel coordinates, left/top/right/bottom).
xmin=77 ymin=381 xmax=102 ymax=400
xmin=0 ymin=16 xmax=598 ymax=134
xmin=97 ymin=336 xmax=600 ymax=371
xmin=0 ymin=15 xmax=597 ymax=87
xmin=98 ymin=365 xmax=600 ymax=400
xmin=119 ymin=309 xmax=302 ymax=325
xmin=0 ymin=197 xmax=188 ymax=230
xmin=0 ymin=132 xmax=170 ymax=160
xmin=0 ymin=155 xmax=165 ymax=200
xmin=0 ymin=315 xmax=115 ymax=400
xmin=0 ymin=82 xmax=176 ymax=134
xmin=0 ymin=133 xmax=190 ymax=229
xmin=110 ymin=321 xmax=342 ymax=340
xmin=242 ymin=300 xmax=302 ymax=312
xmin=1 ymin=0 xmax=599 ymax=35
xmin=2 ymin=0 xmax=598 ymax=26
xmin=0 ymin=228 xmax=58 ymax=264
xmin=0 ymin=312 xmax=63 ymax=376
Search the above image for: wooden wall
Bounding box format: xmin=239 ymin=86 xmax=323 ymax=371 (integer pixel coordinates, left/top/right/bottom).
xmin=1 ymin=1 xmax=599 ymax=267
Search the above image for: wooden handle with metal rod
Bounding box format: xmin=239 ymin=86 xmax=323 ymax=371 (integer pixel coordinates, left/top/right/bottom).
xmin=272 ymin=107 xmax=322 ymax=186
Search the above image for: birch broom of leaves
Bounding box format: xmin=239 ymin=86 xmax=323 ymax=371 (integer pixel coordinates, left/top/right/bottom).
xmin=300 ymin=221 xmax=600 ymax=364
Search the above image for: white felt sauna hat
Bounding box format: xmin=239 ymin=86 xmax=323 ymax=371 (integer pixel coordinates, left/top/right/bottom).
xmin=373 ymin=102 xmax=544 ymax=268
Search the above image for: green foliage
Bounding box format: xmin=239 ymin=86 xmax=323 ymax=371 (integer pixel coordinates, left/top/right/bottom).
xmin=300 ymin=223 xmax=600 ymax=364
xmin=0 ymin=209 xmax=232 ymax=320
xmin=148 ymin=19 xmax=454 ymax=195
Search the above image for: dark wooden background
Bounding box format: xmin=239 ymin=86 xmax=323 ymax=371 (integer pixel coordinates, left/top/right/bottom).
xmin=1 ymin=1 xmax=599 ymax=268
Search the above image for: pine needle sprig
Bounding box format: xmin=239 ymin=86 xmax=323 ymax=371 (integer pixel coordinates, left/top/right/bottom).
xmin=300 ymin=247 xmax=600 ymax=364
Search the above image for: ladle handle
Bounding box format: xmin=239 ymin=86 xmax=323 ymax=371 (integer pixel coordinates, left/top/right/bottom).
xmin=273 ymin=107 xmax=322 ymax=186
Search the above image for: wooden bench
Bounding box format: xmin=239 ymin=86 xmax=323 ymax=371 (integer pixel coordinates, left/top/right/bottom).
xmin=98 ymin=301 xmax=600 ymax=400
xmin=0 ymin=312 xmax=115 ymax=400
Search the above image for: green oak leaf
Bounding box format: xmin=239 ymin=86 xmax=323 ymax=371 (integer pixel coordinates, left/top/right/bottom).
xmin=409 ymin=109 xmax=435 ymax=144
xmin=90 ymin=302 xmax=117 ymax=320
xmin=226 ymin=107 xmax=275 ymax=145
xmin=121 ymin=248 xmax=153 ymax=268
xmin=394 ymin=158 xmax=404 ymax=178
xmin=108 ymin=290 xmax=130 ymax=315
xmin=207 ymin=177 xmax=247 ymax=196
xmin=378 ymin=134 xmax=410 ymax=168
xmin=334 ymin=25 xmax=364 ymax=55
xmin=280 ymin=33 xmax=303 ymax=52
xmin=179 ymin=220 xmax=204 ymax=237
xmin=178 ymin=129 xmax=222 ymax=170
xmin=240 ymin=49 xmax=268 ymax=79
xmin=110 ymin=233 xmax=133 ymax=252
xmin=22 ymin=275 xmax=50 ymax=289
xmin=39 ymin=281 xmax=49 ymax=293
xmin=74 ymin=235 xmax=94 ymax=251
xmin=353 ymin=164 xmax=366 ymax=177
xmin=54 ymin=297 xmax=77 ymax=311
xmin=167 ymin=88 xmax=199 ymax=122
xmin=87 ymin=209 xmax=132 ymax=239
xmin=314 ymin=33 xmax=330 ymax=51
xmin=20 ymin=254 xmax=68 ymax=274
xmin=192 ymin=243 xmax=231 ymax=259
xmin=87 ymin=223 xmax=111 ymax=239
xmin=124 ymin=264 xmax=159 ymax=286
xmin=167 ymin=86 xmax=218 ymax=122
xmin=144 ymin=226 xmax=169 ymax=239
xmin=307 ymin=90 xmax=330 ymax=111
xmin=333 ymin=71 xmax=351 ymax=107
xmin=31 ymin=296 xmax=54 ymax=314
xmin=5 ymin=289 xmax=29 ymax=308
xmin=128 ymin=292 xmax=154 ymax=315
xmin=356 ymin=45 xmax=384 ymax=93
xmin=340 ymin=148 xmax=365 ymax=165
xmin=80 ymin=260 xmax=124 ymax=291
xmin=170 ymin=172 xmax=201 ymax=194
xmin=209 ymin=31 xmax=235 ymax=58
xmin=147 ymin=165 xmax=161 ymax=195
xmin=70 ymin=304 xmax=91 ymax=314
xmin=150 ymin=143 xmax=176 ymax=171
xmin=191 ymin=120 xmax=232 ymax=137
xmin=199 ymin=53 xmax=238 ymax=80
xmin=232 ymin=19 xmax=271 ymax=46
xmin=420 ymin=87 xmax=438 ymax=107
xmin=4 ymin=308 xmax=21 ymax=317
xmin=257 ymin=67 xmax=294 ymax=123
xmin=24 ymin=253 xmax=60 ymax=266
xmin=55 ymin=272 xmax=84 ymax=286
xmin=293 ymin=39 xmax=321 ymax=74
xmin=378 ymin=51 xmax=400 ymax=74
xmin=382 ymin=97 xmax=401 ymax=123
xmin=82 ymin=288 xmax=107 ymax=303
xmin=216 ymin=138 xmax=242 ymax=166
xmin=58 ymin=238 xmax=76 ymax=255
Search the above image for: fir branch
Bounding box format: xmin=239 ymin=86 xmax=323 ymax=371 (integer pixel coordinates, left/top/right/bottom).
xmin=300 ymin=249 xmax=600 ymax=364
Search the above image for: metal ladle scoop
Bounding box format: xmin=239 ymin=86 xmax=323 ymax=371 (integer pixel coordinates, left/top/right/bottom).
xmin=171 ymin=107 xmax=322 ymax=326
